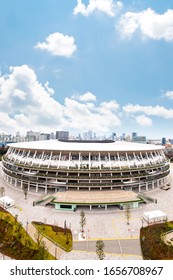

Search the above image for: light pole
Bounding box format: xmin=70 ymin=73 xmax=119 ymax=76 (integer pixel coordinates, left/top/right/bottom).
xmin=141 ymin=218 xmax=144 ymax=228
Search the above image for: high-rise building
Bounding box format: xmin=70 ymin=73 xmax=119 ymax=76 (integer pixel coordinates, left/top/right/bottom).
xmin=132 ymin=132 xmax=146 ymax=144
xmin=39 ymin=133 xmax=50 ymax=141
xmin=132 ymin=132 xmax=137 ymax=140
xmin=132 ymin=136 xmax=146 ymax=144
xmin=50 ymin=132 xmax=55 ymax=140
xmin=26 ymin=131 xmax=40 ymax=142
xmin=162 ymin=137 xmax=166 ymax=145
xmin=56 ymin=131 xmax=69 ymax=140
xmin=112 ymin=132 xmax=116 ymax=141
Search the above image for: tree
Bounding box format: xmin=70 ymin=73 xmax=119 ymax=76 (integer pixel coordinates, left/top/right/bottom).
xmin=80 ymin=210 xmax=86 ymax=237
xmin=96 ymin=240 xmax=105 ymax=260
xmin=34 ymin=228 xmax=43 ymax=249
xmin=34 ymin=228 xmax=49 ymax=259
xmin=36 ymin=240 xmax=49 ymax=260
xmin=125 ymin=204 xmax=131 ymax=225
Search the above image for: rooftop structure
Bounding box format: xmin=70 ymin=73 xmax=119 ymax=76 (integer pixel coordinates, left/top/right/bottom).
xmin=2 ymin=140 xmax=170 ymax=210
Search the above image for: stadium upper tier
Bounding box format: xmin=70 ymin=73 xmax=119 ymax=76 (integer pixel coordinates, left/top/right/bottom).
xmin=2 ymin=140 xmax=170 ymax=199
xmin=4 ymin=139 xmax=165 ymax=152
xmin=3 ymin=140 xmax=168 ymax=169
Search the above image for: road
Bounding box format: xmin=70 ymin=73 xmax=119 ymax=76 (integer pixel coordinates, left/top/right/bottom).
xmin=73 ymin=238 xmax=142 ymax=256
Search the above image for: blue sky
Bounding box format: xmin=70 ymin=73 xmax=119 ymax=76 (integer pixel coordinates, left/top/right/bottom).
xmin=1 ymin=0 xmax=173 ymax=139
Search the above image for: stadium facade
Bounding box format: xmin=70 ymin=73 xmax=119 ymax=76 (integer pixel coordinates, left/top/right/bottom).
xmin=2 ymin=140 xmax=170 ymax=210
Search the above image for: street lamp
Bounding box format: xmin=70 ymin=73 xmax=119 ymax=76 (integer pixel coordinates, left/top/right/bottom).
xmin=141 ymin=218 xmax=144 ymax=228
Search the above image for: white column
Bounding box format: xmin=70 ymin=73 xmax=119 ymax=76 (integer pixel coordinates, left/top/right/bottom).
xmin=68 ymin=152 xmax=71 ymax=169
xmin=58 ymin=152 xmax=61 ymax=168
xmin=108 ymin=153 xmax=111 ymax=169
xmin=31 ymin=150 xmax=37 ymax=166
xmin=39 ymin=151 xmax=44 ymax=167
xmin=78 ymin=152 xmax=81 ymax=170
xmin=48 ymin=151 xmax=53 ymax=168
xmin=140 ymin=152 xmax=145 ymax=166
xmin=24 ymin=150 xmax=30 ymax=164
xmin=14 ymin=149 xmax=21 ymax=162
xmin=133 ymin=152 xmax=139 ymax=167
xmin=99 ymin=152 xmax=101 ymax=169
xmin=45 ymin=186 xmax=47 ymax=194
xmin=117 ymin=152 xmax=121 ymax=169
xmin=126 ymin=152 xmax=130 ymax=168
xmin=150 ymin=151 xmax=155 ymax=163
xmin=89 ymin=152 xmax=91 ymax=169
xmin=28 ymin=181 xmax=30 ymax=191
xmin=152 ymin=181 xmax=154 ymax=189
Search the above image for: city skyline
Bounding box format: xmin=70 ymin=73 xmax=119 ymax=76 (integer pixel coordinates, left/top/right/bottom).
xmin=1 ymin=1 xmax=173 ymax=138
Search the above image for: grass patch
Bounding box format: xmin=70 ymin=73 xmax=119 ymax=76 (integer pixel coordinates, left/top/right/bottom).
xmin=0 ymin=206 xmax=54 ymax=260
xmin=140 ymin=221 xmax=173 ymax=260
xmin=32 ymin=221 xmax=73 ymax=252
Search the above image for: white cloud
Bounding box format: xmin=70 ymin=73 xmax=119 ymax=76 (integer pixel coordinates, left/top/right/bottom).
xmin=123 ymin=103 xmax=173 ymax=119
xmin=35 ymin=32 xmax=77 ymax=57
xmin=64 ymin=97 xmax=121 ymax=132
xmin=0 ymin=65 xmax=66 ymax=133
xmin=135 ymin=114 xmax=152 ymax=126
xmin=13 ymin=89 xmax=27 ymax=100
xmin=44 ymin=81 xmax=55 ymax=95
xmin=73 ymin=91 xmax=97 ymax=102
xmin=0 ymin=65 xmax=121 ymax=135
xmin=99 ymin=100 xmax=119 ymax=111
xmin=73 ymin=0 xmax=123 ymax=17
xmin=1 ymin=65 xmax=173 ymax=136
xmin=118 ymin=8 xmax=173 ymax=41
xmin=164 ymin=91 xmax=173 ymax=99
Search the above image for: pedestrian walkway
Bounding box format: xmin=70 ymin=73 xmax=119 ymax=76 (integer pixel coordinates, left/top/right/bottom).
xmin=27 ymin=223 xmax=64 ymax=259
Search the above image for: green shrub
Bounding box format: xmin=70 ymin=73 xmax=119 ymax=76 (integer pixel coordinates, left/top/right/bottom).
xmin=140 ymin=221 xmax=173 ymax=260
xmin=0 ymin=206 xmax=54 ymax=260
xmin=32 ymin=221 xmax=73 ymax=252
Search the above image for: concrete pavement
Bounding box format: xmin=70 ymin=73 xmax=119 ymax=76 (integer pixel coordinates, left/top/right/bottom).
xmin=0 ymin=162 xmax=173 ymax=259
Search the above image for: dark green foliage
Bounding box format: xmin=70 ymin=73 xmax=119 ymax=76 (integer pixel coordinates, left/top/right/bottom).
xmin=32 ymin=221 xmax=73 ymax=252
xmin=80 ymin=210 xmax=86 ymax=234
xmin=0 ymin=207 xmax=53 ymax=260
xmin=140 ymin=221 xmax=173 ymax=260
xmin=96 ymin=240 xmax=105 ymax=260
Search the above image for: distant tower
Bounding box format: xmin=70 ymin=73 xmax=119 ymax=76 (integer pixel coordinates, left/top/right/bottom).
xmin=132 ymin=132 xmax=137 ymax=140
xmin=112 ymin=132 xmax=116 ymax=141
xmin=56 ymin=131 xmax=69 ymax=140
xmin=162 ymin=137 xmax=166 ymax=145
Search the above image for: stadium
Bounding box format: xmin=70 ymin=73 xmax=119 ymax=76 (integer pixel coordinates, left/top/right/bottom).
xmin=2 ymin=139 xmax=170 ymax=211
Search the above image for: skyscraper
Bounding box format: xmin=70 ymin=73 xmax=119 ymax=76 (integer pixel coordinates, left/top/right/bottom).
xmin=56 ymin=131 xmax=69 ymax=140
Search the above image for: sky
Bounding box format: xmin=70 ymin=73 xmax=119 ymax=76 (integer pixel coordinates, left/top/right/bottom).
xmin=1 ymin=0 xmax=173 ymax=139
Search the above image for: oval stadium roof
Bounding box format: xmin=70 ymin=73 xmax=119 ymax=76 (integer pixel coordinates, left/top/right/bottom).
xmin=7 ymin=140 xmax=164 ymax=152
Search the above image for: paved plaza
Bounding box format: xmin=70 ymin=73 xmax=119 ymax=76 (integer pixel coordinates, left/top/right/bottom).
xmin=0 ymin=162 xmax=173 ymax=260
